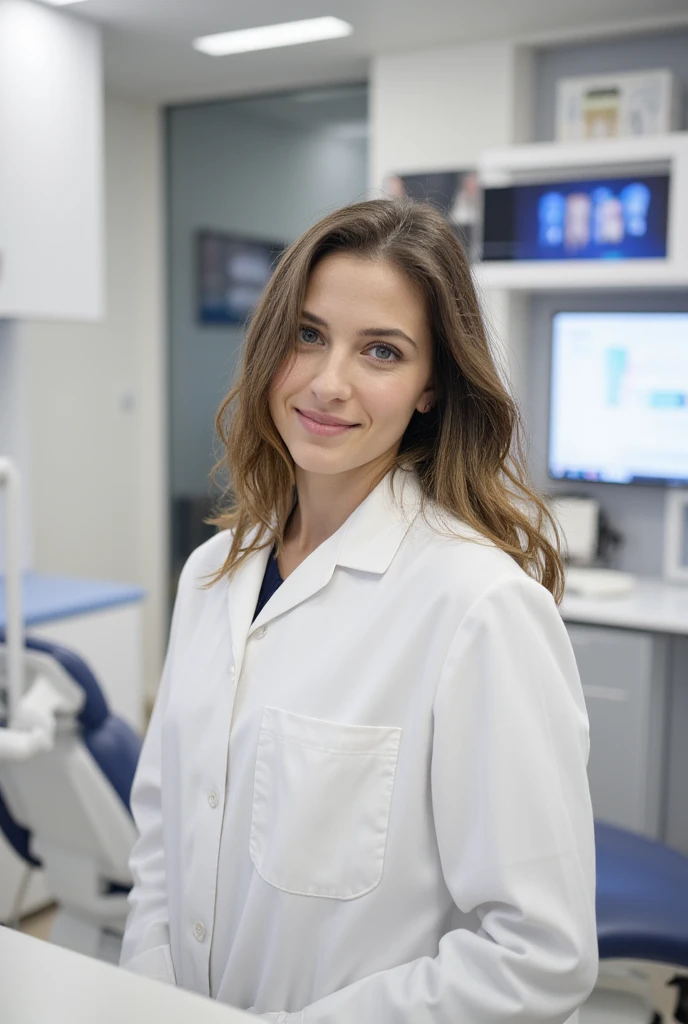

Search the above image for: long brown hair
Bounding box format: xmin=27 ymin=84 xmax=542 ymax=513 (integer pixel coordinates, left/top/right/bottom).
xmin=209 ymin=197 xmax=564 ymax=602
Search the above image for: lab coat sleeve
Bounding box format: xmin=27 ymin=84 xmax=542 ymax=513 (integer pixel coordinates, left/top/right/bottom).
xmin=118 ymin=572 xmax=187 ymax=986
xmin=277 ymin=574 xmax=598 ymax=1024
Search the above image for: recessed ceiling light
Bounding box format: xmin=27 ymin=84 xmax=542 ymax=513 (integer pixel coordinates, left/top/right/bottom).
xmin=193 ymin=16 xmax=353 ymax=57
xmin=40 ymin=1 xmax=90 ymax=5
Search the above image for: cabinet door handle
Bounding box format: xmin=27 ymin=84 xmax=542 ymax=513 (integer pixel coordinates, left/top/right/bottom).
xmin=582 ymin=685 xmax=628 ymax=702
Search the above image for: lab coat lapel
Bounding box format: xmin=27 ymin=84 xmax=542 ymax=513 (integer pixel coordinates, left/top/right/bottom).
xmin=247 ymin=524 xmax=344 ymax=635
xmin=247 ymin=468 xmax=423 ymax=636
xmin=227 ymin=541 xmax=271 ymax=681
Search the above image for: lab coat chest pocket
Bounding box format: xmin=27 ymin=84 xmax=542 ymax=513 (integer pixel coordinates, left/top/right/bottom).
xmin=250 ymin=707 xmax=402 ymax=900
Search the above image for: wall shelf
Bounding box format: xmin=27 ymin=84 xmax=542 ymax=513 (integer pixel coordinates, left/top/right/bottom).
xmin=473 ymin=260 xmax=688 ymax=292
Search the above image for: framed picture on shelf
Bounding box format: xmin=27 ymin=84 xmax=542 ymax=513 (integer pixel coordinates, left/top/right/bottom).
xmin=556 ymin=69 xmax=681 ymax=142
xmin=197 ymin=230 xmax=285 ymax=326
xmin=383 ymin=170 xmax=479 ymax=257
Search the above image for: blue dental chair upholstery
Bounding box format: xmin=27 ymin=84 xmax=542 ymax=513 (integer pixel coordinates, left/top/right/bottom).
xmin=595 ymin=821 xmax=688 ymax=1022
xmin=596 ymin=821 xmax=688 ymax=967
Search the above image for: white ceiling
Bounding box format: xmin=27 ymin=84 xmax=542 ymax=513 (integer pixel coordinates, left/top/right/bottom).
xmin=61 ymin=0 xmax=688 ymax=105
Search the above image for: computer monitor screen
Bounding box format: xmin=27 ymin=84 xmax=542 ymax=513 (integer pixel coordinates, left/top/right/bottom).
xmin=549 ymin=312 xmax=688 ymax=485
xmin=197 ymin=230 xmax=285 ymax=325
xmin=482 ymin=173 xmax=669 ymax=261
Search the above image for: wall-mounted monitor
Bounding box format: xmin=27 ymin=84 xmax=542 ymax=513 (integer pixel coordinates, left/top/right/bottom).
xmin=482 ymin=173 xmax=670 ymax=261
xmin=549 ymin=312 xmax=688 ymax=486
xmin=197 ymin=230 xmax=285 ymax=325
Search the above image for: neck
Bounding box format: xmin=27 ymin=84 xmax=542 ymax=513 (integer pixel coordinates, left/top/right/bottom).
xmin=286 ymin=453 xmax=396 ymax=556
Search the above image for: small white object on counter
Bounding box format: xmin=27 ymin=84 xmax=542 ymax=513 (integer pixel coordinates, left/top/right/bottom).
xmin=565 ymin=567 xmax=636 ymax=600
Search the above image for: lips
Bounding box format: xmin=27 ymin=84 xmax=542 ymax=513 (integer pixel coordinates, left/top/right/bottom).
xmin=296 ymin=408 xmax=356 ymax=426
xmin=295 ymin=408 xmax=358 ymax=437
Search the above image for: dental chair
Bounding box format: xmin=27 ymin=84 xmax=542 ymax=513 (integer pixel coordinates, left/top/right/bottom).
xmin=0 ymin=628 xmax=141 ymax=962
xmin=595 ymin=821 xmax=688 ymax=1024
xmin=0 ymin=457 xmax=141 ymax=962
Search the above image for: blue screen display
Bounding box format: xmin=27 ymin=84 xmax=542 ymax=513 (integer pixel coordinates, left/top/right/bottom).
xmin=482 ymin=174 xmax=670 ymax=261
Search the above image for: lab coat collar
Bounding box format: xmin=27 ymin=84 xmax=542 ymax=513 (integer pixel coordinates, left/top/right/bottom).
xmin=337 ymin=466 xmax=423 ymax=573
xmin=233 ymin=469 xmax=423 ymax=650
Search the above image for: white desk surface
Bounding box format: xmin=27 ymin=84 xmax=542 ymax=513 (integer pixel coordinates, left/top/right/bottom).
xmin=560 ymin=576 xmax=688 ymax=635
xmin=0 ymin=927 xmax=255 ymax=1024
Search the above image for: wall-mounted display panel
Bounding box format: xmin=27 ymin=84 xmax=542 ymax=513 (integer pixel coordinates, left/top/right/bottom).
xmin=549 ymin=311 xmax=688 ymax=487
xmin=474 ymin=133 xmax=688 ymax=290
xmin=483 ymin=173 xmax=669 ymax=262
xmin=196 ymin=230 xmax=284 ymax=326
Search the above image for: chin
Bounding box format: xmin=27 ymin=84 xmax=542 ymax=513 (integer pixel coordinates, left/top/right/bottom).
xmin=288 ymin=445 xmax=358 ymax=477
xmin=284 ymin=431 xmax=373 ymax=472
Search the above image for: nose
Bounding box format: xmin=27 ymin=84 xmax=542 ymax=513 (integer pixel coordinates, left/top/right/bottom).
xmin=309 ymin=347 xmax=354 ymax=404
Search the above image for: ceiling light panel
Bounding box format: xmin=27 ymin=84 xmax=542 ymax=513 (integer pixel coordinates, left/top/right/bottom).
xmin=193 ymin=16 xmax=353 ymax=57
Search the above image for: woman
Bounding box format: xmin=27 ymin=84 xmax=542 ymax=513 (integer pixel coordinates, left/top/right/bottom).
xmin=120 ymin=198 xmax=598 ymax=1022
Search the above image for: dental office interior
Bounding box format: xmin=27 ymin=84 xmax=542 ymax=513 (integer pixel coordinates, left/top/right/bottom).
xmin=1 ymin=0 xmax=688 ymax=1021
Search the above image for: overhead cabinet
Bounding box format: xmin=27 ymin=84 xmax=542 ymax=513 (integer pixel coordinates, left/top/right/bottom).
xmin=0 ymin=0 xmax=103 ymax=320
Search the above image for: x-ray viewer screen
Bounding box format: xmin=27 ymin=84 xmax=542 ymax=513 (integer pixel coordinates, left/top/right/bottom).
xmin=549 ymin=312 xmax=688 ymax=485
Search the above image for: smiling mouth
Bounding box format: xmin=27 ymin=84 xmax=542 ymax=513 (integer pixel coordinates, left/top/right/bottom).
xmin=295 ymin=409 xmax=359 ymax=436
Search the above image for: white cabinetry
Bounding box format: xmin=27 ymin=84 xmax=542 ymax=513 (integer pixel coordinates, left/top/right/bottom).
xmin=0 ymin=0 xmax=103 ymax=320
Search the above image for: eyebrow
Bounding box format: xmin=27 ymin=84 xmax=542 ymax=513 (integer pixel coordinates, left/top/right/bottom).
xmin=301 ymin=310 xmax=418 ymax=350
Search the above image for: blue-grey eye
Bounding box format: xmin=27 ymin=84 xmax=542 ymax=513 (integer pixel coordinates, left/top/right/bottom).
xmin=299 ymin=327 xmax=320 ymax=344
xmin=370 ymin=344 xmax=399 ymax=362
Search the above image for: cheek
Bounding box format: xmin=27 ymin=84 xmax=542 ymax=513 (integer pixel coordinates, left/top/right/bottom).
xmin=364 ymin=374 xmax=423 ymax=423
xmin=270 ymin=353 xmax=307 ymax=401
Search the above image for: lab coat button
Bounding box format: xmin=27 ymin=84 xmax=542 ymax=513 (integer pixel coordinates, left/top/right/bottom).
xmin=255 ymin=625 xmax=268 ymax=639
xmin=208 ymin=790 xmax=219 ymax=809
xmin=193 ymin=922 xmax=206 ymax=942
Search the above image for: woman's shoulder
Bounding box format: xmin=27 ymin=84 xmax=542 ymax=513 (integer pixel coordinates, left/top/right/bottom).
xmin=407 ymin=500 xmax=547 ymax=610
xmin=175 ymin=530 xmax=235 ymax=601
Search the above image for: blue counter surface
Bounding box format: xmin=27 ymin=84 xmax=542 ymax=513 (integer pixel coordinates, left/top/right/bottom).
xmin=0 ymin=573 xmax=145 ymax=628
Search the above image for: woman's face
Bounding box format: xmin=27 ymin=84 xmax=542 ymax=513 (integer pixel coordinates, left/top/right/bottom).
xmin=268 ymin=253 xmax=435 ymax=481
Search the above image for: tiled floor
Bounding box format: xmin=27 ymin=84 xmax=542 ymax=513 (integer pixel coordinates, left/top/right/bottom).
xmin=18 ymin=903 xmax=56 ymax=941
xmin=580 ymin=989 xmax=650 ymax=1023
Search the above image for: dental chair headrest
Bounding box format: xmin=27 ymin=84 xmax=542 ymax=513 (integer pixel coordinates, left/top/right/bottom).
xmin=0 ymin=629 xmax=109 ymax=731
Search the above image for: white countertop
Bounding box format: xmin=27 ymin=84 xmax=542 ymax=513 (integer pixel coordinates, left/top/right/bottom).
xmin=0 ymin=927 xmax=255 ymax=1024
xmin=561 ymin=576 xmax=688 ymax=635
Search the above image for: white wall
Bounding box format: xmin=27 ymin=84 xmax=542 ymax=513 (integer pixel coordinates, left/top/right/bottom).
xmin=18 ymin=95 xmax=166 ymax=700
xmin=370 ymin=40 xmax=533 ymax=405
xmin=370 ymin=40 xmax=532 ymax=185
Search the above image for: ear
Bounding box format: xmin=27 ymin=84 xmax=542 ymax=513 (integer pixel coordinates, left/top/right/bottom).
xmin=416 ymin=386 xmax=435 ymax=415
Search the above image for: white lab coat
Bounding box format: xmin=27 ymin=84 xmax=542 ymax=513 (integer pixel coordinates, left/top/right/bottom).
xmin=120 ymin=468 xmax=598 ymax=1022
